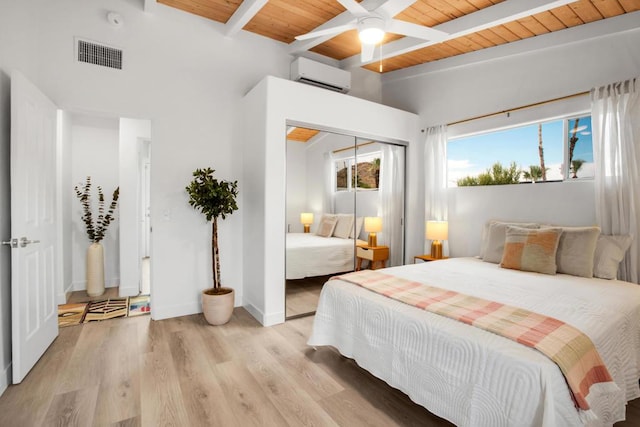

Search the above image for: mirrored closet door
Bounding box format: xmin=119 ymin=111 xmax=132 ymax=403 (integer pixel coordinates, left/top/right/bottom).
xmin=285 ymin=128 xmax=405 ymax=320
xmin=285 ymin=128 xmax=356 ymax=319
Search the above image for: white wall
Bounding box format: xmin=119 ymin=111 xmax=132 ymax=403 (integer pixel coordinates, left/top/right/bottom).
xmin=242 ymin=76 xmax=419 ymax=326
xmin=119 ymin=118 xmax=151 ymax=297
xmin=56 ymin=110 xmax=73 ymax=303
xmin=70 ymin=115 xmax=120 ymax=291
xmin=381 ymin=22 xmax=640 ymax=257
xmin=449 ymin=181 xmax=596 ymax=257
xmin=285 ymin=140 xmax=307 ymax=233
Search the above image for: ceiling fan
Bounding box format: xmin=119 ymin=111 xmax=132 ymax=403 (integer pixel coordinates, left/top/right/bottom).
xmin=295 ymin=0 xmax=449 ymax=62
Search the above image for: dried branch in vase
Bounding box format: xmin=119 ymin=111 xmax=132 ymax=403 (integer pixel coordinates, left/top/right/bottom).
xmin=74 ymin=176 xmax=120 ymax=243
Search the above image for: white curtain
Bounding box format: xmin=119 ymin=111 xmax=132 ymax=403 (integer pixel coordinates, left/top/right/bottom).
xmin=591 ymin=77 xmax=640 ymax=283
xmin=322 ymin=152 xmax=335 ymax=214
xmin=378 ymin=144 xmax=405 ymax=266
xmin=424 ymin=125 xmax=448 ymax=253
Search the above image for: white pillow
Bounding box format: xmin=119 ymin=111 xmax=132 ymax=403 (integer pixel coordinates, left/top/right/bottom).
xmin=316 ymin=216 xmax=338 ymax=237
xmin=593 ymin=235 xmax=632 ymax=279
xmin=333 ymin=214 xmax=354 ymax=239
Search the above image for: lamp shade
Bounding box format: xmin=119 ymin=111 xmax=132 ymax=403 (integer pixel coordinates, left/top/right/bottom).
xmin=426 ymin=220 xmax=448 ymax=241
xmin=300 ymin=212 xmax=314 ymax=225
xmin=364 ymin=217 xmax=382 ymax=233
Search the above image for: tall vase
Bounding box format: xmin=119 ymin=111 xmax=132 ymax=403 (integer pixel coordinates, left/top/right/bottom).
xmin=86 ymin=242 xmax=105 ymax=297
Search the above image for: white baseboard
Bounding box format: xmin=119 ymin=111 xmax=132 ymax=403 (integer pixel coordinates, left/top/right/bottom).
xmin=0 ymin=362 xmax=11 ymax=397
xmin=56 ymin=281 xmax=74 ymax=304
xmin=244 ymin=303 xmax=284 ymax=326
xmin=151 ymin=301 xmax=201 ymax=321
xmin=56 ymin=292 xmax=67 ymax=305
xmin=71 ymin=278 xmax=120 ymax=292
xmin=119 ymin=287 xmax=140 ymax=297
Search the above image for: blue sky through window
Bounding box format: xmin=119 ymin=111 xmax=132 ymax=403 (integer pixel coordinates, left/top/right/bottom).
xmin=447 ymin=116 xmax=592 ymax=186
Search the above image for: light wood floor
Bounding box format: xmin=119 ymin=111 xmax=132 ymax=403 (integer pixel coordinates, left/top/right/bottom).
xmin=285 ymin=275 xmax=328 ymax=318
xmin=1 ymin=309 xmax=638 ymax=426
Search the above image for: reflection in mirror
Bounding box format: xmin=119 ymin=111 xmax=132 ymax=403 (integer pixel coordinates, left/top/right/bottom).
xmin=285 ymin=128 xmax=356 ymax=320
xmin=358 ymin=138 xmax=405 ymax=268
xmin=285 ymin=128 xmax=406 ymax=320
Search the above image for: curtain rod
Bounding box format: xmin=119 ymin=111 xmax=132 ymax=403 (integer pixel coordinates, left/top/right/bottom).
xmin=445 ymin=90 xmax=590 ymax=128
xmin=332 ymin=141 xmax=375 ymax=154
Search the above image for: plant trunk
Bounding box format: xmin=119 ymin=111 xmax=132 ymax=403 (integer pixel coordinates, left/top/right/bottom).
xmin=568 ymin=117 xmax=580 ymax=173
xmin=212 ymin=218 xmax=221 ymax=290
xmin=538 ymin=124 xmax=547 ymax=182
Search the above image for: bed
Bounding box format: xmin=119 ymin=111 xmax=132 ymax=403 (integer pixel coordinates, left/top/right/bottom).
xmin=286 ymin=233 xmax=362 ymax=280
xmin=308 ymin=257 xmax=640 ymax=427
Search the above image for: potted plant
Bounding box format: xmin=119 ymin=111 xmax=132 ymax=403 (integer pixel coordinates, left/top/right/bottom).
xmin=74 ymin=177 xmax=120 ymax=297
xmin=186 ymin=167 xmax=239 ymax=325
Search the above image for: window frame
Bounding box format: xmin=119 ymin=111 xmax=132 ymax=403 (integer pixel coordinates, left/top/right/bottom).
xmin=446 ymin=111 xmax=593 ymax=187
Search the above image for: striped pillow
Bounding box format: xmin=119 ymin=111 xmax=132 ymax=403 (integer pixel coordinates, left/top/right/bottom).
xmin=500 ymin=226 xmax=562 ymax=275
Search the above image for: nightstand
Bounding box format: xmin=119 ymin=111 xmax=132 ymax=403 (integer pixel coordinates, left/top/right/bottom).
xmin=414 ymin=255 xmax=449 ymax=263
xmin=356 ymin=245 xmax=389 ymax=270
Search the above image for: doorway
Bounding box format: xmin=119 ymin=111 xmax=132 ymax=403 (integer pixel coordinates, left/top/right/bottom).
xmin=57 ymin=113 xmax=152 ymax=327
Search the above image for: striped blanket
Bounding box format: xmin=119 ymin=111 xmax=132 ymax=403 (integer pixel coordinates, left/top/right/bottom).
xmin=331 ymin=270 xmax=616 ymax=412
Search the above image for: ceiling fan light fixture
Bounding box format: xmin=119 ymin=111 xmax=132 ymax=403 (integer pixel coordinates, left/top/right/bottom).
xmin=358 ymin=16 xmax=385 ymax=45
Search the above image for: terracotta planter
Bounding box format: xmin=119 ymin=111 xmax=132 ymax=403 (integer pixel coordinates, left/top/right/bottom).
xmin=86 ymin=242 xmax=105 ymax=297
xmin=202 ymin=287 xmax=234 ymax=325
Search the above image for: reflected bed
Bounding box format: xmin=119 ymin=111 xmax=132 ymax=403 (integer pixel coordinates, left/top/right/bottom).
xmin=286 ymin=233 xmax=361 ymax=280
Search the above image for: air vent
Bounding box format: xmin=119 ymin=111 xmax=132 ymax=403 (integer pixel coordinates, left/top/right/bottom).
xmin=76 ymin=39 xmax=122 ymax=70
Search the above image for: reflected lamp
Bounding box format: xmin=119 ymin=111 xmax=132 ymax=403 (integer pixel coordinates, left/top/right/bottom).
xmin=364 ymin=217 xmax=382 ymax=247
xmin=300 ymin=212 xmax=313 ymax=233
xmin=426 ymin=220 xmax=448 ymax=259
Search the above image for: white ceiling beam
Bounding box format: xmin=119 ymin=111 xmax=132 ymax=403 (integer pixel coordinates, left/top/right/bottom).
xmin=341 ymin=0 xmax=578 ymax=68
xmin=289 ymin=0 xmax=386 ymax=54
xmin=143 ymin=0 xmax=157 ymax=13
xmin=225 ymin=0 xmax=269 ymax=37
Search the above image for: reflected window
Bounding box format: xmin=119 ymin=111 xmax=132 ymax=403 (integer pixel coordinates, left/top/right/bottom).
xmin=335 ymin=152 xmax=380 ymax=191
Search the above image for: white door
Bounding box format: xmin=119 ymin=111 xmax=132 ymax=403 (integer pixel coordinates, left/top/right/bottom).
xmin=9 ymin=71 xmax=58 ymax=383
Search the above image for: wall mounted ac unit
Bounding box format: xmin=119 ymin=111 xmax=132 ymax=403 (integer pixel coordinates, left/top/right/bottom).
xmin=290 ymin=57 xmax=351 ymax=93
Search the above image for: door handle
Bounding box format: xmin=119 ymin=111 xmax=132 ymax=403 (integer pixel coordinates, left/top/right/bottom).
xmin=1 ymin=238 xmax=18 ymax=248
xmin=19 ymin=237 xmax=40 ymax=247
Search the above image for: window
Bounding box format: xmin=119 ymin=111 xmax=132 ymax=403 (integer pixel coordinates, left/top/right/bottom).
xmin=335 ymin=152 xmax=380 ymax=191
xmin=447 ymin=115 xmax=593 ymax=187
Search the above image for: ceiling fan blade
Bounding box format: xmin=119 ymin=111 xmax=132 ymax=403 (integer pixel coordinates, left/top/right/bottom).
xmin=295 ymin=22 xmax=357 ymax=41
xmin=337 ymin=0 xmax=370 ymax=17
xmin=377 ymin=0 xmax=417 ymax=18
xmin=387 ymin=19 xmax=448 ymax=41
xmin=361 ymin=42 xmax=375 ymax=62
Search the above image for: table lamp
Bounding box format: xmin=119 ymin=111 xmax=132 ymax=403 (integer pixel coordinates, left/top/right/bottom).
xmin=364 ymin=217 xmax=382 ymax=247
xmin=426 ymin=220 xmax=448 ymax=259
xmin=300 ymin=212 xmax=313 ymax=233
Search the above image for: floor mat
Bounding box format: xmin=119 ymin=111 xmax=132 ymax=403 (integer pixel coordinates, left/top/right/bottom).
xmin=58 ymin=295 xmax=152 ymax=327
xmin=83 ymin=298 xmax=129 ymax=322
xmin=128 ymin=295 xmax=151 ymax=317
xmin=58 ymin=303 xmax=88 ymax=327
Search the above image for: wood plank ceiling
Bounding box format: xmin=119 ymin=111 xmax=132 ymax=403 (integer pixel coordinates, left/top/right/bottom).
xmin=158 ymin=0 xmax=639 ymax=73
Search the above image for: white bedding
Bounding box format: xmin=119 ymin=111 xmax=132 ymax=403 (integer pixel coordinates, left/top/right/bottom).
xmin=308 ymin=258 xmax=640 ymax=427
xmin=286 ymin=233 xmax=361 ymax=280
